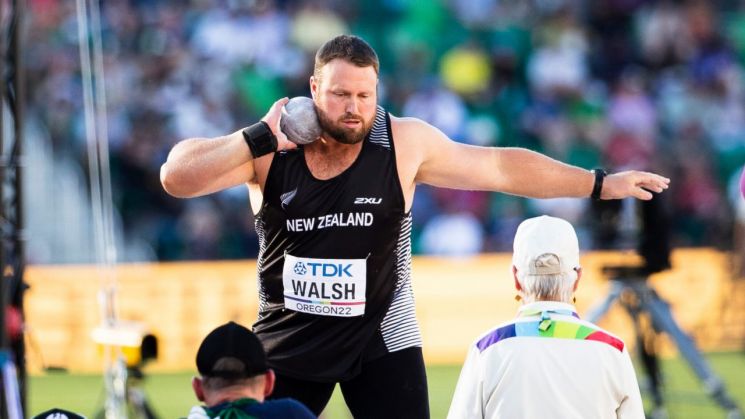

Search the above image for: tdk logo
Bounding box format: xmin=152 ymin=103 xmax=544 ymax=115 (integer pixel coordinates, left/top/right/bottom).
xmin=354 ymin=197 xmax=382 ymax=204
xmin=295 ymin=262 xmax=353 ymax=277
xmin=293 ymin=262 xmax=307 ymax=275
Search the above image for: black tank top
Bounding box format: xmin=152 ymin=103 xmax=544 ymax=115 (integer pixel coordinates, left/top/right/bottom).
xmin=253 ymin=107 xmax=421 ymax=381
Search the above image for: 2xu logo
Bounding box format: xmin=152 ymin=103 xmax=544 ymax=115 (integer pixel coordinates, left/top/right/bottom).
xmin=354 ymin=197 xmax=382 ymax=204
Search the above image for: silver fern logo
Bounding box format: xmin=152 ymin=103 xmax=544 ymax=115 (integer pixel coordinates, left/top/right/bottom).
xmin=280 ymin=188 xmax=297 ymax=210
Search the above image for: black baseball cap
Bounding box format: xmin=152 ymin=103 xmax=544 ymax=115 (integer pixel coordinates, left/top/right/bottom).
xmin=33 ymin=408 xmax=86 ymax=419
xmin=196 ymin=321 xmax=268 ymax=379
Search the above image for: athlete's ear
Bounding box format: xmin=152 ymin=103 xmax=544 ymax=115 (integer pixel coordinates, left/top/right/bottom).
xmin=310 ymin=76 xmax=318 ymax=100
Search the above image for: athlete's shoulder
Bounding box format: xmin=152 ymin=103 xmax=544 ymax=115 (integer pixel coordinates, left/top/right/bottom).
xmin=390 ymin=114 xmax=454 ymax=146
xmin=389 ymin=115 xmax=448 ymax=153
xmin=390 ymin=114 xmax=434 ymax=133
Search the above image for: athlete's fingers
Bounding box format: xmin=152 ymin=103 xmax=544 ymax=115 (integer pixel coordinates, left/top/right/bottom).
xmin=262 ymin=97 xmax=290 ymax=134
xmin=602 ymin=171 xmax=669 ymax=200
xmin=631 ymin=187 xmax=654 ymax=201
xmin=262 ymin=98 xmax=296 ymax=151
xmin=636 ymin=172 xmax=670 ymax=191
xmin=276 ymin=122 xmax=297 ymax=151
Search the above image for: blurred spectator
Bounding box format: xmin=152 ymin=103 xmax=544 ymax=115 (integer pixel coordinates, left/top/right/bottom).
xmin=290 ymin=2 xmax=349 ymax=53
xmin=729 ymin=167 xmax=745 ymax=277
xmin=527 ymin=7 xmax=589 ymax=98
xmin=420 ymin=212 xmax=484 ymax=256
xmin=403 ymin=80 xmax=467 ymax=140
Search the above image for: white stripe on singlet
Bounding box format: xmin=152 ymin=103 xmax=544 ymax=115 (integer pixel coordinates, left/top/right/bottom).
xmin=255 ymin=218 xmax=269 ymax=318
xmin=379 ymin=207 xmax=422 ymax=351
xmin=368 ymin=106 xmax=390 ymax=148
xmin=370 ymin=107 xmax=422 ymax=351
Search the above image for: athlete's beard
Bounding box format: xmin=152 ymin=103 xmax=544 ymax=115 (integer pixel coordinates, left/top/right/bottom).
xmin=316 ymin=106 xmax=373 ymax=145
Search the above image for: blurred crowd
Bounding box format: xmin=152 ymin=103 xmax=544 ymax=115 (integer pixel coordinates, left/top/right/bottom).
xmin=25 ymin=0 xmax=745 ymax=261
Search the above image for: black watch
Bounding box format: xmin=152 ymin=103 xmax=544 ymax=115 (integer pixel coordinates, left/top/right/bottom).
xmin=242 ymin=121 xmax=278 ymax=159
xmin=590 ymin=168 xmax=607 ymax=200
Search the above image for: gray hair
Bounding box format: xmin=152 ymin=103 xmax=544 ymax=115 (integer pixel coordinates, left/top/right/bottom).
xmin=516 ymin=253 xmax=577 ymax=303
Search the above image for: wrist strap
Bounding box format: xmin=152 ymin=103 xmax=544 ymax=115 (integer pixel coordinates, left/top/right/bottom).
xmin=242 ymin=121 xmax=278 ymax=159
xmin=591 ymin=168 xmax=607 ymax=200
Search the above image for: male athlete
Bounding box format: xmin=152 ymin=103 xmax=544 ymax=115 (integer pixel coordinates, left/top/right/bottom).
xmin=161 ymin=35 xmax=669 ymax=418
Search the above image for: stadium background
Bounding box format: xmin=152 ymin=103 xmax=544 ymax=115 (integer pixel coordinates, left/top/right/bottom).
xmin=18 ymin=0 xmax=745 ymax=417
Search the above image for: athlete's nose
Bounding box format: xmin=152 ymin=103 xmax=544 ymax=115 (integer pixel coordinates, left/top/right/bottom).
xmin=345 ymin=98 xmax=360 ymax=115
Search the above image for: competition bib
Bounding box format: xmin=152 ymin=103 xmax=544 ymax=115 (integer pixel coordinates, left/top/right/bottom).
xmin=282 ymin=254 xmax=367 ymax=317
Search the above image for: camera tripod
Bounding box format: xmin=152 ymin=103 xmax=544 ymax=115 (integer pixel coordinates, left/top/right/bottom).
xmin=93 ymin=363 xmax=158 ymax=419
xmin=586 ymin=266 xmax=743 ymax=419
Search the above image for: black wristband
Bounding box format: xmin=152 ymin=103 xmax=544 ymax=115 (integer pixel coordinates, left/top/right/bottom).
xmin=242 ymin=121 xmax=278 ymax=159
xmin=591 ymin=168 xmax=607 ymax=200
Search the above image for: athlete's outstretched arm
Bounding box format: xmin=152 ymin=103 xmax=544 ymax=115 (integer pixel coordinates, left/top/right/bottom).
xmin=161 ymin=98 xmax=294 ymax=198
xmin=396 ymin=118 xmax=669 ymax=200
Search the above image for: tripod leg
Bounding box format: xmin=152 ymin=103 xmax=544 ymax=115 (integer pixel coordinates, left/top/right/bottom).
xmin=638 ymin=285 xmax=743 ymax=418
xmin=639 ymin=345 xmax=668 ymax=419
xmin=126 ymin=367 xmax=160 ymax=419
xmin=637 ymin=336 xmax=663 ymax=409
xmin=621 ymin=291 xmax=666 ymax=416
xmin=586 ymin=281 xmax=626 ymax=324
xmin=628 ymin=305 xmax=664 ymax=410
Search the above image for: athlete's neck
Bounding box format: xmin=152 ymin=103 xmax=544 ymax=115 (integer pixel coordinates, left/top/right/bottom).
xmin=304 ymin=137 xmax=363 ymax=180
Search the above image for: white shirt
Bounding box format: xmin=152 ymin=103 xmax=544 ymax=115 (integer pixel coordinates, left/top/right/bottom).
xmin=448 ymin=301 xmax=644 ymax=419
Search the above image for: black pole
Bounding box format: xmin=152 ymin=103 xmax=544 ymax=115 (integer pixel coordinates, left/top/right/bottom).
xmin=0 ymin=0 xmax=10 ymax=415
xmin=0 ymin=0 xmax=8 ymax=359
xmin=0 ymin=0 xmax=26 ymax=416
xmin=10 ymin=0 xmax=26 ymax=413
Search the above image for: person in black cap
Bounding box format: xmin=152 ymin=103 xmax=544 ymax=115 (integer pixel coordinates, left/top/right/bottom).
xmin=187 ymin=321 xmax=315 ymax=419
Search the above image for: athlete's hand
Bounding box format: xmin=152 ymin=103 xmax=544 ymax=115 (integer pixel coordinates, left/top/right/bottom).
xmin=262 ymin=97 xmax=297 ymax=152
xmin=601 ymin=171 xmax=670 ymax=200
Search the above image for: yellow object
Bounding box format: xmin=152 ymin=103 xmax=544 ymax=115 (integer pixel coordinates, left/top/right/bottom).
xmin=92 ymin=322 xmax=149 ymax=367
xmin=440 ymin=47 xmax=492 ymax=95
xmin=23 ymin=249 xmax=745 ymax=372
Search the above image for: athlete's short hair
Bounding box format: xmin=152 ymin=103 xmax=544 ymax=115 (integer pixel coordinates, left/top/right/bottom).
xmin=314 ymin=35 xmax=379 ymax=81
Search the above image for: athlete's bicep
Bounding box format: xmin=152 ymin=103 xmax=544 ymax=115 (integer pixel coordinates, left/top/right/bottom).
xmin=411 ymin=121 xmax=506 ymax=191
